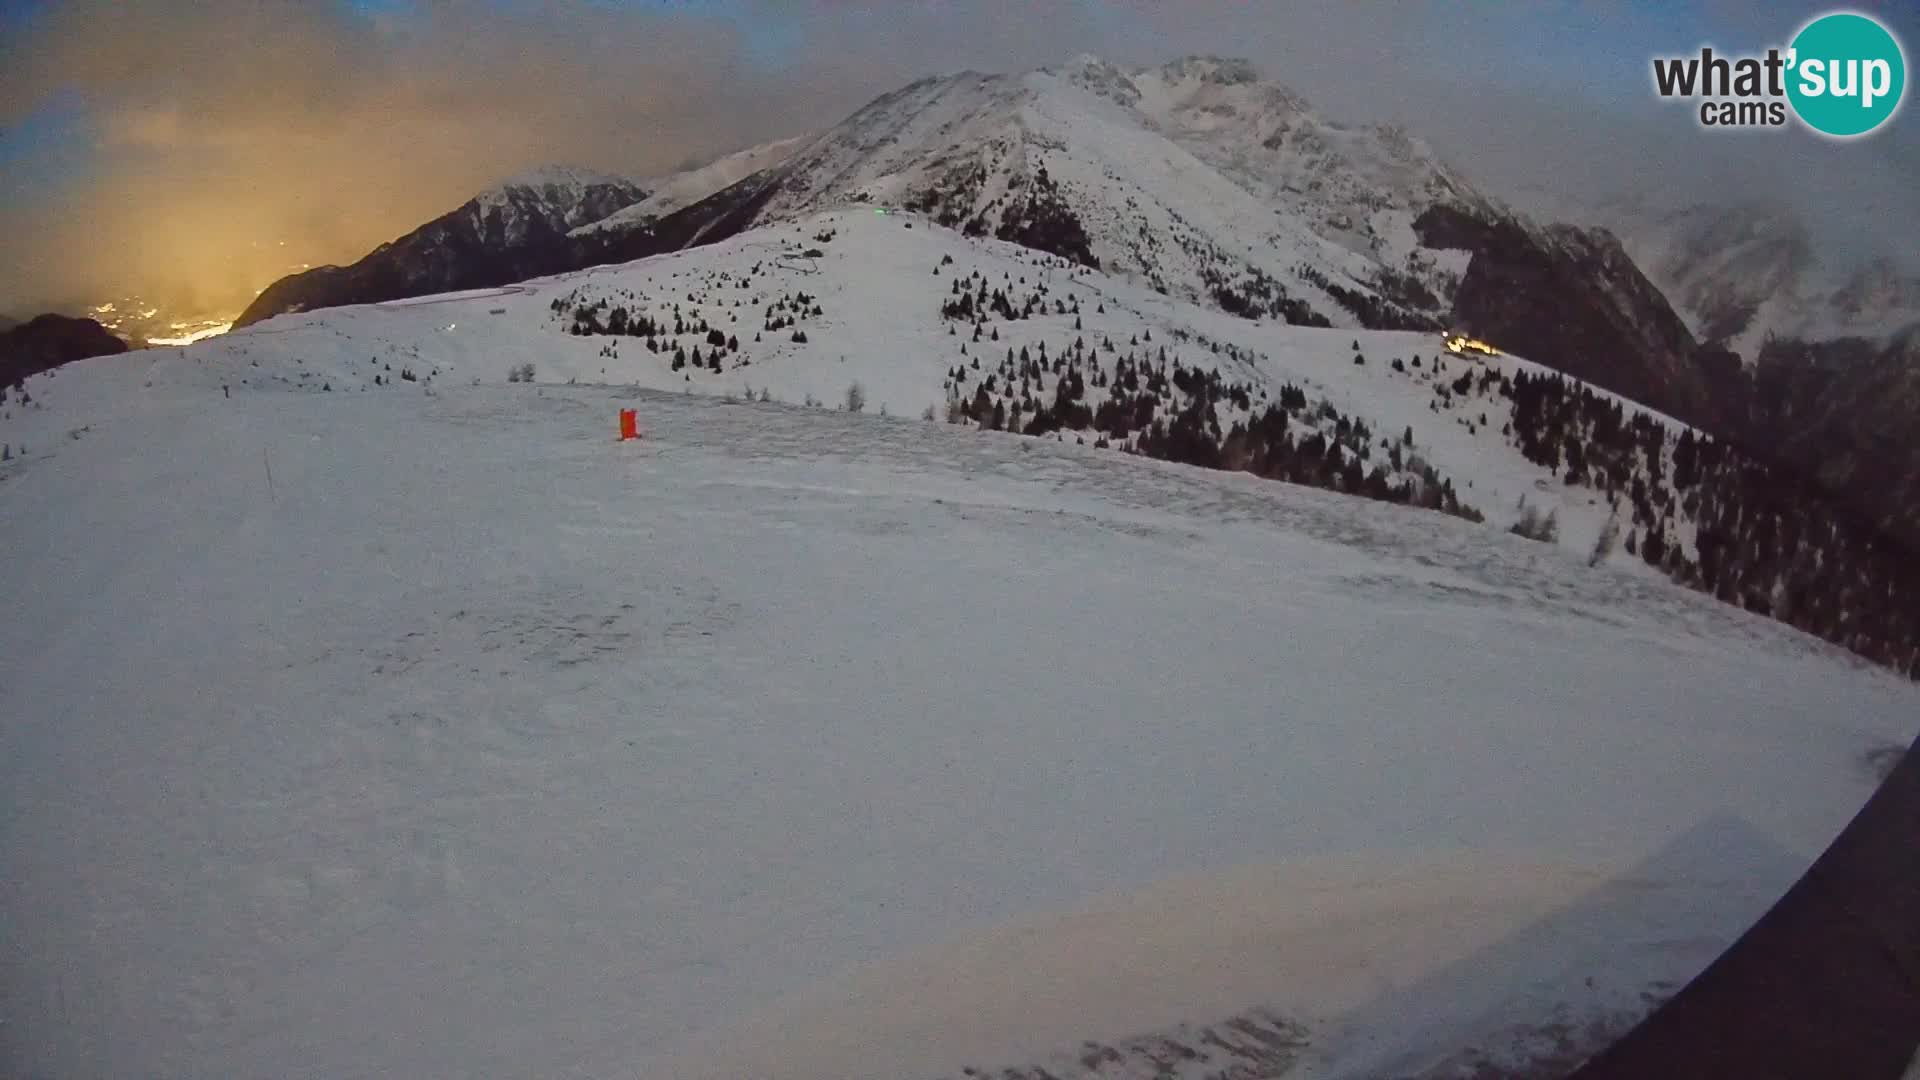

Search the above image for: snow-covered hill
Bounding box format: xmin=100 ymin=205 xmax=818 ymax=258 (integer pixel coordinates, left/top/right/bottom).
xmin=29 ymin=205 xmax=1920 ymax=680
xmin=3 ymin=251 xmax=1916 ymax=1076
xmin=39 ymin=208 xmax=1673 ymax=566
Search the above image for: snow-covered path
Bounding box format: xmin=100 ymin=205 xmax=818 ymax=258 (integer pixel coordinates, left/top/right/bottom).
xmin=2 ymin=386 xmax=1913 ymax=1078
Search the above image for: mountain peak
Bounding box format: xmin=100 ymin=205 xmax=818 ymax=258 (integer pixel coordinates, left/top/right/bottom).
xmin=1056 ymin=52 xmax=1141 ymax=104
xmin=475 ymin=165 xmax=645 ymax=214
xmin=1156 ymin=55 xmax=1263 ymax=86
xmin=470 ymin=165 xmax=648 ymax=237
xmin=490 ymin=164 xmax=634 ymax=191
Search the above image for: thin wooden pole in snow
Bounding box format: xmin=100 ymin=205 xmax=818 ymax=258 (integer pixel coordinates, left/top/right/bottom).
xmin=263 ymin=448 xmax=276 ymax=502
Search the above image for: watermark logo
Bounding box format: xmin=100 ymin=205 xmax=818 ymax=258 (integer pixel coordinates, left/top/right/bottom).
xmin=1651 ymin=10 xmax=1906 ymax=138
xmin=1788 ymin=12 xmax=1905 ymax=136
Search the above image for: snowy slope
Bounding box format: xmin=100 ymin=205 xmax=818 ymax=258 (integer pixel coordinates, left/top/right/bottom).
xmin=572 ymin=136 xmax=812 ymax=237
xmin=1122 ymin=56 xmax=1489 ymax=273
xmin=677 ymin=57 xmax=1496 ymax=330
xmin=3 ymin=347 xmax=1915 ymax=1078
xmin=466 ymin=164 xmax=649 ymax=244
xmin=15 ymin=208 xmax=1709 ymax=572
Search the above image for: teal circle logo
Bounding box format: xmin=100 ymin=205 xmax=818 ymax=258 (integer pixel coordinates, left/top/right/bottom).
xmin=1787 ymin=12 xmax=1906 ymax=137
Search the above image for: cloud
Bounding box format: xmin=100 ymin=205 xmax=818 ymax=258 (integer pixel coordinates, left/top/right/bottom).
xmin=0 ymin=0 xmax=836 ymax=313
xmin=0 ymin=0 xmax=1914 ymax=316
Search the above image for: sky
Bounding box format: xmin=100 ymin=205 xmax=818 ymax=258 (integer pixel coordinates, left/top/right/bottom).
xmin=1 ymin=0 xmax=1916 ymax=318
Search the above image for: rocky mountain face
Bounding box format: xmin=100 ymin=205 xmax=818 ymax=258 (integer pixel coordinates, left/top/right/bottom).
xmin=1566 ymin=196 xmax=1920 ymax=361
xmin=1 ymin=314 xmax=130 ymax=387
xmin=235 ymin=168 xmax=648 ymax=327
xmin=1559 ymin=196 xmax=1920 ymax=552
xmin=1413 ymin=204 xmax=1722 ymax=428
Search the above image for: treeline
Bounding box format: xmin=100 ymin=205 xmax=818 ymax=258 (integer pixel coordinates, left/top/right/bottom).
xmin=548 ymin=283 xmax=826 ymax=375
xmin=1296 ymin=264 xmax=1442 ymax=332
xmin=1509 ymin=368 xmax=1920 ymax=676
xmin=937 ymin=280 xmax=1481 ymax=523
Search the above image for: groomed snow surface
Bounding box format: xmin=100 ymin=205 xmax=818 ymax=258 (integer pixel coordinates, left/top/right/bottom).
xmin=3 ymin=375 xmax=1915 ymax=1079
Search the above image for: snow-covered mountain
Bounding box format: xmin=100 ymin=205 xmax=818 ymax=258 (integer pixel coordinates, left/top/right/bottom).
xmin=238 ymin=57 xmax=1713 ymax=443
xmin=467 ymin=165 xmax=648 ymax=238
xmin=570 ymin=135 xmax=811 ymax=237
xmin=6 ymin=202 xmax=1918 ymax=1079
xmin=32 ymin=205 xmax=1920 ymax=674
xmin=625 ymin=55 xmax=1479 ymax=329
xmin=1591 ymin=198 xmax=1814 ymax=350
xmin=212 ymin=57 xmax=1920 ymax=660
xmin=1551 ymin=195 xmax=1920 ymax=361
xmin=570 ymin=57 xmax=1717 ymax=431
xmin=1116 ymin=56 xmax=1498 ymax=253
xmin=233 ymin=165 xmax=648 ymax=327
xmin=166 ymin=209 xmax=1612 ymax=553
xmin=1522 ymin=194 xmax=1920 ymax=554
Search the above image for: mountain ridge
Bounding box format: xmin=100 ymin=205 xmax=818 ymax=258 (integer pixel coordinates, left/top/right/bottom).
xmin=222 ymin=55 xmax=1920 ymax=577
xmin=234 ymin=168 xmax=649 ymax=327
xmin=240 ymin=55 xmax=1714 ymax=442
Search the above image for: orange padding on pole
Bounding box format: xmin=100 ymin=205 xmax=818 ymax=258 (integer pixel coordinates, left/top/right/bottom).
xmin=618 ymin=408 xmax=639 ymax=441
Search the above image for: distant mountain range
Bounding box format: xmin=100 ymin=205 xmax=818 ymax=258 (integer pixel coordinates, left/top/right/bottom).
xmin=1542 ymin=195 xmax=1920 ymax=549
xmin=1521 ymin=193 xmax=1920 ymax=362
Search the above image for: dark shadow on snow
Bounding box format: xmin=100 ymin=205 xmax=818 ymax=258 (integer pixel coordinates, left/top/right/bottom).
xmin=1322 ymin=816 xmax=1805 ymax=1079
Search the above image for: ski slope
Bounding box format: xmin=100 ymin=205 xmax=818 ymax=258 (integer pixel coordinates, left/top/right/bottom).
xmin=2 ymin=357 xmax=1916 ymax=1077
